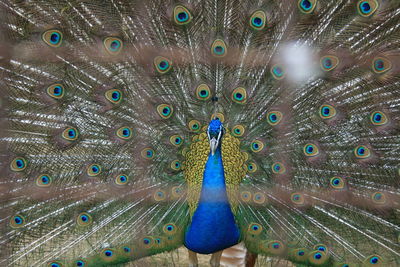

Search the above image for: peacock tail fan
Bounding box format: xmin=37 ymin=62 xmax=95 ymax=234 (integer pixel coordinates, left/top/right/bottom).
xmin=0 ymin=0 xmax=400 ymax=266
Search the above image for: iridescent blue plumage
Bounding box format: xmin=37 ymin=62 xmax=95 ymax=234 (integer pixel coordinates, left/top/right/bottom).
xmin=184 ymin=120 xmax=240 ymax=254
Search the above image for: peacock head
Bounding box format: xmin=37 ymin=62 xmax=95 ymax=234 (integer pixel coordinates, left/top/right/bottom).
xmin=207 ymin=119 xmax=223 ymax=155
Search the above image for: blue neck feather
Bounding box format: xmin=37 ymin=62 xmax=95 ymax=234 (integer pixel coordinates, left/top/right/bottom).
xmin=184 ymin=145 xmax=240 ymax=254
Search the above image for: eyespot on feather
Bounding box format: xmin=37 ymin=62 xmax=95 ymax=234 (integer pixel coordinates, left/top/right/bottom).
xmin=231 ymin=87 xmax=247 ymax=104
xmin=141 ymin=148 xmax=155 ymax=159
xmin=76 ymin=212 xmax=93 ymax=227
xmin=188 ymin=120 xmax=201 ymax=132
xmin=271 ymin=64 xmax=285 ymax=80
xmin=267 ymin=111 xmax=283 ymax=126
xmin=196 ymin=84 xmax=211 ymax=101
xmin=154 ymin=56 xmax=172 ymax=74
xmin=357 ymin=0 xmax=379 ymax=17
xmin=173 ymin=5 xmax=193 ymax=25
xmin=47 ymin=83 xmax=65 ymax=99
xmin=320 ymin=55 xmax=339 ymax=71
xmin=372 ymin=57 xmax=392 ymax=74
xmin=157 ymin=104 xmax=174 ymax=119
xmin=319 ymin=104 xmax=337 ymax=119
xmin=298 ymin=0 xmax=317 ymax=14
xmin=249 ymin=10 xmax=267 ymax=30
xmin=232 ymin=125 xmax=245 ymax=137
xmin=103 ymin=37 xmax=123 ymax=55
xmin=10 ymin=214 xmax=26 ymax=228
xmin=250 ymin=140 xmax=264 ymax=153
xmin=211 ymin=39 xmax=227 ymax=58
xmin=105 ymin=89 xmax=122 ymax=104
xmin=115 ymin=174 xmax=129 ymax=185
xmin=169 ymin=135 xmax=184 ymax=147
xmin=240 ymin=191 xmax=252 ymax=202
xmin=87 ymin=164 xmax=102 ymax=177
xmin=42 ymin=29 xmax=63 ymax=47
xmin=36 ymin=174 xmax=52 ymax=187
xmin=303 ymin=143 xmax=319 ymax=157
xmin=10 ymin=157 xmax=27 ymax=172
xmin=370 ymin=111 xmax=388 ymax=126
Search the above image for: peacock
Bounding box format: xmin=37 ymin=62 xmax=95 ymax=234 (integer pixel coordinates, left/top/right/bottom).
xmin=1 ymin=0 xmax=400 ymax=266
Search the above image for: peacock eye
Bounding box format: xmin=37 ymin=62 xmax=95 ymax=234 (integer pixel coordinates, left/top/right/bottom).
xmin=171 ymin=186 xmax=183 ymax=199
xmin=154 ymin=56 xmax=172 ymax=74
xmin=320 ymin=55 xmax=339 ymax=71
xmin=10 ymin=214 xmax=26 ymax=228
xmin=267 ymin=241 xmax=284 ymax=255
xmin=105 ymin=89 xmax=122 ymax=104
xmin=61 ymin=127 xmax=79 ymax=141
xmin=354 ymin=145 xmax=371 ymax=159
xmin=250 ymin=140 xmax=264 ymax=153
xmin=188 ymin=120 xmax=201 ymax=132
xmin=248 ymin=223 xmax=263 ymax=235
xmin=211 ymin=39 xmax=227 ymax=57
xmin=370 ymin=111 xmax=388 ymax=126
xmin=141 ymin=148 xmax=155 ymax=159
xmin=371 ymin=192 xmax=386 ymax=204
xmin=314 ymin=252 xmax=322 ymax=259
xmin=116 ymin=126 xmax=133 ymax=140
xmin=267 ymin=111 xmax=283 ymax=125
xmin=253 ymin=192 xmax=266 ymax=204
xmin=366 ymin=255 xmax=381 ymax=265
xmin=240 ymin=191 xmax=252 ymax=202
xmin=100 ymin=248 xmax=116 ymax=261
xmin=10 ymin=157 xmax=27 ymax=172
xmin=330 ymin=176 xmax=345 ymax=189
xmin=47 ymin=83 xmax=65 ymax=99
xmin=122 ymin=246 xmax=132 ymax=253
xmin=153 ymin=190 xmax=166 ymax=201
xmin=271 ymin=162 xmax=285 ymax=174
xmin=170 ymin=160 xmax=182 ymax=171
xmin=231 ymin=87 xmax=247 ymax=104
xmin=303 ymin=143 xmax=319 ymax=157
xmin=249 ymin=10 xmax=266 ymax=30
xmin=298 ymin=0 xmax=317 ymax=14
xmin=232 ymin=125 xmax=245 ymax=137
xmin=36 ymin=174 xmax=52 ymax=187
xmin=297 ymin=249 xmax=306 ymax=257
xmin=157 ymin=104 xmax=174 ymax=119
xmin=169 ymin=135 xmax=183 ymax=147
xmin=76 ymin=212 xmax=93 ymax=226
xmin=87 ymin=164 xmax=102 ymax=176
xmin=115 ymin=174 xmax=129 ymax=185
xmin=42 ymin=30 xmax=63 ymax=47
xmin=313 ymin=244 xmax=328 ymax=253
xmin=163 ymin=223 xmax=177 ymax=235
xmin=357 ymin=0 xmax=379 ymax=17
xmin=372 ymin=57 xmax=392 ymax=74
xmin=75 ymin=260 xmax=86 ymax=266
xmin=271 ymin=64 xmax=285 ymax=80
xmin=103 ymin=37 xmax=123 ymax=55
xmin=196 ymin=84 xmax=211 ymax=100
xmin=319 ymin=104 xmax=336 ymax=119
xmin=247 ymin=162 xmax=257 ymax=173
xmin=173 ymin=5 xmax=192 ymax=25
xmin=291 ymin=192 xmax=305 ymax=205
xmin=308 ymin=250 xmax=329 ymax=265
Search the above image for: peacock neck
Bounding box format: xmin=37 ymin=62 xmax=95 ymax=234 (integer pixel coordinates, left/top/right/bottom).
xmin=184 ymin=144 xmax=240 ymax=254
xmin=198 ymin=146 xmax=230 ymax=203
